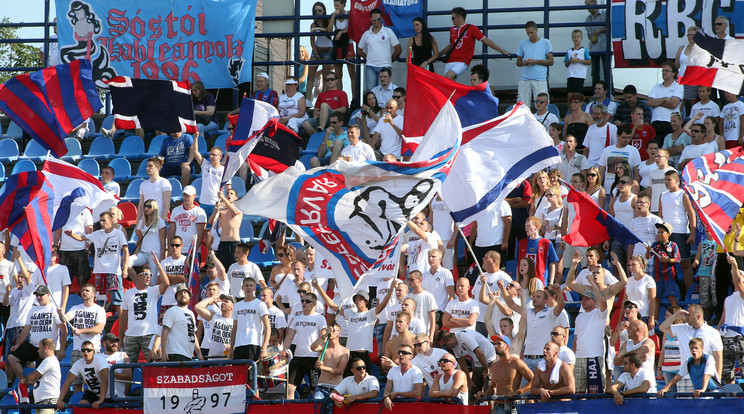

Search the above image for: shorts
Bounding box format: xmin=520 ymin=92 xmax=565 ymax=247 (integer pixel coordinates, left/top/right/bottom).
xmin=698 ymin=275 xmax=717 ymax=308
xmin=288 ymin=356 xmax=319 ymax=387
xmin=161 ymin=163 xmax=187 ymax=178
xmin=216 ymin=241 xmax=239 ymax=271
xmin=93 ymin=273 xmax=122 ymax=306
xmin=721 ymin=335 xmax=744 ymax=382
xmin=10 ymin=342 xmax=41 ymax=367
xmin=312 ymin=48 xmax=332 ymax=61
xmin=123 ymin=334 xmax=153 ymax=361
xmin=59 ymin=249 xmax=92 ymax=286
xmin=315 ymin=156 xmax=332 ymax=166
xmin=444 ymin=62 xmax=468 ymax=77
xmin=35 ymin=398 xmax=58 ymax=414
xmin=81 ymin=390 xmax=111 ymax=404
xmin=234 ymin=345 xmax=262 ymax=362
xmin=669 ymin=233 xmax=691 ymax=258
xmin=657 ymin=279 xmax=681 ymax=301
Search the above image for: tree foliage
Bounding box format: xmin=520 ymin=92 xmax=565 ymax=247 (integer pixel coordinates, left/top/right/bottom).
xmin=0 ymin=17 xmax=42 ymax=83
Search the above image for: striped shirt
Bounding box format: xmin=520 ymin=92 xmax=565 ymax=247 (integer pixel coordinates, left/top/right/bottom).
xmin=651 ymin=241 xmax=680 ymax=282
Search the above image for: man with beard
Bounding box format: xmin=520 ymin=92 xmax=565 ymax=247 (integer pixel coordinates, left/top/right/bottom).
xmin=161 ymin=284 xmax=201 ymax=361
xmin=195 ymin=293 xmax=235 ymax=358
xmin=101 ymin=333 xmax=131 ymax=398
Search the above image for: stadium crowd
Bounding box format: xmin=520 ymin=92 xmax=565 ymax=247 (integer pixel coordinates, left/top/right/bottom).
xmin=1 ymin=3 xmax=744 ymax=412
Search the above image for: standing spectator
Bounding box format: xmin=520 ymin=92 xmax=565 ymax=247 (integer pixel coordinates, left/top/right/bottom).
xmin=658 ymin=171 xmax=696 ymax=293
xmin=608 ymin=353 xmax=656 ymax=405
xmin=408 ymin=17 xmax=439 ymax=72
xmin=583 ymin=104 xmax=618 ymax=168
xmin=505 ymin=179 xmax=532 ymax=260
xmin=192 ymin=81 xmax=218 ymax=136
xmin=469 ymin=201 xmax=512 ymax=267
xmin=720 ymin=91 xmax=744 ymax=148
xmin=421 ymin=248 xmax=455 ymax=315
xmin=718 ymin=255 xmax=744 ymax=383
xmin=278 ymin=77 xmax=308 ymax=134
xmin=382 ymin=344 xmax=424 ymax=410
xmin=585 ymin=0 xmax=608 ymax=87
xmin=55 ymin=204 xmax=93 ymax=287
xmin=646 ymin=222 xmax=682 ymax=310
xmin=585 ymin=81 xmax=617 ymax=123
xmin=516 ymin=217 xmax=559 ymax=285
xmin=356 ymin=8 xmax=402 ymax=92
xmin=129 ymin=199 xmax=167 ymax=283
xmin=92 ymin=166 xmax=121 ymax=222
xmin=371 ymin=68 xmax=398 ymax=107
xmin=64 ymin=284 xmax=106 ymax=392
xmin=58 ymin=341 xmax=110 ymax=409
xmin=625 ymin=253 xmax=658 ymax=325
xmin=251 ymin=72 xmax=279 ymax=108
xmin=565 ymin=29 xmax=591 ymax=93
xmin=215 ymin=189 xmax=242 ymax=271
xmin=260 ymin=287 xmax=287 ymax=342
xmin=229 ymin=278 xmax=270 ymax=361
xmin=21 ymin=338 xmax=60 ymax=414
xmin=306 ymin=2 xmax=332 ymax=103
xmin=227 ymin=243 xmax=265 ymax=300
xmin=675 ymin=26 xmax=700 ymax=114
xmin=442 ymin=278 xmax=479 ymax=333
xmin=3 ymin=250 xmax=34 ymax=363
xmin=283 ymin=292 xmax=327 ymax=399
xmin=630 ymin=106 xmax=657 ymax=162
xmin=573 ymin=285 xmax=608 ymax=394
xmin=534 ymin=93 xmax=560 ymax=131
xmin=120 ymin=261 xmax=170 ymax=362
xmin=340 ymin=124 xmax=376 ymax=162
xmin=138 ymin=157 xmax=172 ymax=222
xmin=0 ymin=242 xmax=13 ymax=327
xmin=405 ymin=271 xmax=437 ymax=341
xmin=564 ymin=93 xmax=594 ymax=149
xmin=648 ymin=62 xmax=683 ymax=140
xmin=615 ymin=85 xmax=652 ymax=126
xmin=472 ymin=251 xmax=512 ymax=336
xmin=688 ymin=86 xmax=721 ymax=125
xmin=331 ymin=357 xmax=380 ymax=406
xmin=302 ymin=72 xmax=349 ymax=136
xmin=30 ymin=248 xmax=70 ymax=312
xmin=530 ymin=342 xmax=575 ymax=401
xmin=330 ymin=0 xmax=358 ymax=103
xmin=693 ymin=233 xmax=718 ymax=320
xmin=558 ymin=135 xmax=589 ymax=178
xmin=159 ymin=131 xmax=195 ymax=187
xmin=161 ymin=284 xmax=201 ymax=361
xmin=158 ymin=237 xmax=187 ymax=318
xmin=657 ymin=307 xmax=684 ymax=392
xmin=599 ymin=125 xmax=641 ymax=194
xmin=195 ymin=292 xmax=235 ymax=359
xmin=439 ymin=7 xmax=510 ymax=81
xmin=645 ymin=149 xmax=674 ymax=214
xmin=516 ymin=21 xmax=553 ymax=109
xmin=310 ymin=323 xmax=350 ymax=399
xmin=101 ymin=333 xmax=131 ymax=399
xmin=191 ymin=137 xmax=224 ymax=218
xmin=614 ymin=319 xmax=656 ymax=375
xmin=678 ymin=123 xmax=716 ymax=168
xmin=659 ymin=305 xmax=723 ymax=381
xmin=310 ymin=111 xmax=349 ymax=167
xmin=168 ymin=186 xmax=207 ymax=254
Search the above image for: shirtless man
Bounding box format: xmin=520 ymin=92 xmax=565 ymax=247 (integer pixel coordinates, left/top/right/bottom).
xmin=216 ymin=189 xmax=243 ymax=270
xmin=477 ymin=334 xmax=533 ymax=405
xmin=383 ymin=312 xmax=416 ymax=366
xmin=531 ymin=342 xmax=575 ymax=401
xmin=310 ymin=323 xmax=350 ymax=399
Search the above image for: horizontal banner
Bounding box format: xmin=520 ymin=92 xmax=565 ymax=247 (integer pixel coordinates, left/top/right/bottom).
xmin=55 ymin=0 xmax=257 ymax=88
xmin=515 ymin=396 xmax=744 ymax=413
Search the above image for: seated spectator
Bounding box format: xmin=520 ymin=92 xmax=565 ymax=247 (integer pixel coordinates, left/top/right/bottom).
xmin=311 ymin=111 xmax=349 ymax=167
xmin=609 ymin=353 xmax=656 ymax=405
xmin=534 ymin=93 xmax=559 ymax=131
xmin=369 ymin=99 xmax=404 ymax=160
xmin=302 ymin=72 xmax=349 ymax=136
xmin=678 ymin=122 xmax=715 ymax=168
xmin=615 ymin=84 xmax=651 ymax=126
xmin=382 ymin=344 xmax=424 ymax=410
xmin=278 ymin=77 xmax=308 ymax=134
xmin=531 ymin=342 xmax=575 ymax=401
xmin=585 ymin=81 xmax=617 ymax=123
xmin=684 ymin=113 xmax=725 ymax=151
xmin=353 ymin=91 xmax=382 ymax=140
xmin=340 ymin=125 xmax=375 ymax=162
xmin=658 ymin=337 xmax=721 ymax=398
xmin=371 ymin=68 xmax=398 ymax=107
xmin=331 ymin=357 xmax=380 ymax=406
xmin=158 ymin=131 xmax=195 ymax=187
xmin=192 ymin=81 xmax=218 ymax=136
xmin=251 ymin=72 xmax=279 ymax=108
xmin=393 ymin=87 xmax=406 ymax=117
xmin=428 ymin=352 xmax=468 ymax=404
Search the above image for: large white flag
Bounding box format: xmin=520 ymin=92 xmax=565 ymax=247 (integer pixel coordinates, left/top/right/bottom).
xmin=42 ymin=158 xmax=117 ymax=210
xmin=236 ymin=102 xmax=462 ymax=298
xmin=430 ymin=103 xmax=560 ymax=225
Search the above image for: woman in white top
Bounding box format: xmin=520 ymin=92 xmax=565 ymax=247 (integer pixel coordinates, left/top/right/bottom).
xmin=625 ymin=255 xmax=657 ymax=327
xmin=129 ymin=199 xmax=167 ymax=284
xmin=662 ymin=113 xmax=691 ymax=168
xmin=529 ymin=171 xmax=551 ymax=218
xmin=609 ymin=161 xmax=640 ymax=198
xmin=684 ymin=114 xmax=725 ymax=151
xmin=541 ymin=186 xmax=565 ymax=265
xmin=675 ymin=26 xmax=699 ymax=114
xmin=585 ymin=166 xmax=606 ymax=208
xmin=305 ymin=2 xmax=332 ymax=102
xmin=639 ymin=141 xmax=660 ymax=189
xmin=278 ymin=77 xmax=308 ymax=133
xmin=354 ymin=91 xmax=382 ymax=141
xmin=609 ymin=176 xmax=637 ymax=229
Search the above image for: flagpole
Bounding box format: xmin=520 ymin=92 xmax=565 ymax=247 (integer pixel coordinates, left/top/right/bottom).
xmin=454 ymin=224 xmax=492 ymax=294
xmin=187 ymin=235 xmax=197 ymax=291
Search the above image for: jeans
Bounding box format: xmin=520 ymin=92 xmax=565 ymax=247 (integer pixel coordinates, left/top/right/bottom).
xmin=365 ymin=65 xmax=385 ymax=92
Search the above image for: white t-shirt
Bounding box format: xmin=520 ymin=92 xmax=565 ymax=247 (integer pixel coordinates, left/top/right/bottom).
xmin=534 ymin=111 xmax=560 ymax=132
xmin=373 ymin=115 xmax=404 ymax=158
xmin=208 ymin=314 xmax=234 ymax=356
xmin=341 ymin=141 xmax=376 ymax=162
xmin=169 ymin=205 xmax=208 ymax=254
xmin=70 ymin=354 xmax=110 ymax=397
xmin=288 ymin=313 xmax=327 ymax=357
xmin=524 ymin=306 xmax=559 ymax=356
xmin=227 ymin=262 xmax=263 ymax=299
xmin=160 ymin=255 xmax=187 ymax=306
xmin=444 ymin=298 xmax=479 ymax=332
xmin=584 ymin=123 xmax=618 ymax=167
xmin=598 ymin=145 xmax=642 ymax=193
xmin=32 ymin=264 xmax=71 ymax=307
xmin=575 ymin=307 xmax=609 ymax=358
xmin=60 ymin=209 xmax=93 ymax=251
xmin=334 ymin=373 xmax=380 ymax=396
xmin=422 ymin=267 xmax=454 ymax=310
xmin=198 ymin=303 xmax=221 ymax=351
xmin=387 ymin=365 xmax=424 ymax=393
xmin=558 ymin=345 xmax=576 ymax=365
xmin=405 ymin=233 xmax=439 ymax=273
xmin=412 ymin=348 xmax=451 ymax=387
xmin=135 ymin=218 xmax=167 ymax=256
xmin=232 ymin=298 xmax=268 ymax=347
xmin=474 ymin=201 xmax=512 ymax=246
xmin=649 ymin=81 xmax=684 ymax=123
xmin=344 ymin=308 xmax=378 ymax=352
xmin=35 ymin=355 xmax=62 ymax=401
xmin=679 ymin=142 xmax=716 ymax=164
xmin=275 ymin=276 xmax=303 ymax=308
xmin=555 ymin=308 xmax=571 ymax=329
xmin=429 ymin=198 xmax=455 ymax=246
xmin=452 ymin=329 xmax=496 ymax=367
xmin=68 ymin=303 xmax=107 ymax=351
xmin=406 ymin=291 xmax=437 ymax=331
xmin=357 ymin=26 xmax=400 ymax=68
xmin=121 ymin=286 xmax=162 ymax=337
xmin=671 ymin=323 xmax=723 ymax=369
xmin=162 ymin=306 xmax=197 ymax=358
xmin=266 ymin=306 xmax=288 ymax=331
xmin=0 ymin=258 xmax=16 ymax=302
xmin=26 ymin=303 xmax=63 ymax=348
xmin=140 ymin=178 xmax=172 ymax=209
xmin=625 ymin=275 xmax=657 ymax=317
xmin=105 ymin=351 xmax=128 ymax=397
xmin=690 ymin=101 xmax=721 ymax=124
xmin=721 ymin=100 xmax=744 ymax=144
xmin=7 ymin=282 xmax=36 ymax=329
xmin=200 ymin=160 xmax=224 ymax=205
xmin=721 ymin=293 xmax=744 ymax=338
xmin=631 ymin=214 xmax=663 ymax=258
xmin=88 ymin=228 xmax=128 ymax=274
xmin=616 ymin=367 xmax=657 ymax=392
xmin=472 ymin=271 xmax=513 ymax=323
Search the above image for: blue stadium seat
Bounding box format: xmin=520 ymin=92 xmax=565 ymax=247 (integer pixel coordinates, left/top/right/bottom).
xmin=547 ymin=103 xmax=561 ymax=120
xmin=191 ymin=177 xmax=203 ymax=201
xmin=0 ymin=121 xmax=23 ymax=141
xmin=65 ymin=294 xmax=83 ymax=313
xmin=109 ymin=158 xmax=132 ymax=182
xmin=302 ymin=132 xmax=325 ymax=155
xmin=0 ymin=139 xmax=19 ymax=163
xmin=61 ymin=138 xmax=82 ymax=163
xmin=214 ymin=133 xmax=229 ymax=152
xmin=19 ymin=139 xmax=49 ymax=163
xmin=231 ymin=176 xmax=247 ymax=198
xmin=83 ymin=137 xmax=116 ymax=161
xmin=299 ymin=153 xmax=313 ymax=170
xmin=196 ymin=133 xmax=208 ymax=156
xmin=168 ymin=178 xmax=183 ymax=203
xmin=77 ymin=158 xmax=100 ymax=178
xmin=11 ymin=159 xmax=36 ymax=175
xmin=0 ymin=393 xmax=19 ymax=414
xmin=248 ymin=244 xmax=276 ymax=268
xmin=239 ymin=216 xmax=255 ymax=243
xmin=0 ymin=163 xmax=5 ymax=183
xmin=133 ymin=160 xmax=148 ymax=179
xmin=118 ymin=135 xmax=147 ymax=161
xmin=122 ymin=178 xmax=144 ymax=203
xmin=147 ymin=134 xmax=167 ymax=156
xmin=92 ymin=114 xmax=114 ymax=139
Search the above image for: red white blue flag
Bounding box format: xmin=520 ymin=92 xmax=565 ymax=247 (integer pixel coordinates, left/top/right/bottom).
xmin=235 ymin=102 xmax=461 ymax=298
xmin=0 ymin=172 xmax=55 ymax=283
xmin=682 ymin=149 xmax=744 ymax=247
xmin=42 ymin=157 xmax=117 ymax=210
xmin=11 ymin=382 xmax=29 ymax=404
xmin=563 ymin=183 xmax=642 ymax=247
xmin=0 ymin=59 xmax=102 ymax=158
xmin=184 ymin=236 xmax=201 ymax=308
xmin=678 ymin=33 xmax=744 ymax=96
xmin=106 ymin=77 xmax=197 ymax=133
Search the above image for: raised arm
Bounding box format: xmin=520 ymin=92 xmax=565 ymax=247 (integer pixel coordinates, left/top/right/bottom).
xmin=152 ymin=252 xmax=171 ymax=295
xmin=312 ymin=279 xmax=340 ymax=313
xmin=604 ymin=251 xmax=628 ymax=297
xmin=194 ymin=295 xmax=218 ymax=321
xmin=375 ymin=278 xmax=399 ymax=315
xmin=566 ymin=251 xmax=588 ymax=294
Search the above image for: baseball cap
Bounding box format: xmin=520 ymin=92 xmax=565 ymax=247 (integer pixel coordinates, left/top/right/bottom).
xmin=352 ymin=290 xmax=370 ymax=302
xmin=183 ymin=185 xmax=197 ymax=196
xmin=655 ymin=222 xmax=673 ymax=234
xmin=491 ymin=334 xmax=512 ymax=347
xmin=34 ymin=285 xmax=51 ymax=296
xmin=220 ymin=294 xmax=236 ymax=304
xmin=102 ymin=333 xmax=120 ymax=342
xmin=581 ymin=290 xmax=597 ymax=300
xmin=256 ymin=72 xmax=270 ymax=80
xmin=623 ymin=300 xmax=640 ymax=309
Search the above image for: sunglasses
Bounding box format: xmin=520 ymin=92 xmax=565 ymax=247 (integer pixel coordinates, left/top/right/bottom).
xmin=691 ymin=129 xmax=703 ymax=133
xmin=81 ymin=348 xmax=94 ymax=353
xmin=715 ymin=22 xmax=725 ymax=26
xmin=314 ymin=8 xmax=324 ymax=13
xmin=550 ymin=331 xmax=562 ymax=336
xmin=535 ymin=100 xmax=546 ymax=104
xmin=144 ymin=204 xmax=153 ymax=209
xmin=353 ymin=365 xmax=366 ymax=371
xmin=171 ymin=244 xmax=182 ymax=247
xmin=139 ymin=272 xmax=152 ymax=277
xmin=587 ymin=173 xmax=597 ymax=177
xmin=438 ymin=359 xmax=454 ymax=364
xmin=325 ymin=77 xmax=336 ymax=81
xmin=277 ymin=253 xmax=286 ymax=258
xmin=297 ymin=289 xmax=309 ymax=294
xmin=398 ymin=350 xmax=412 ymax=355
xmin=413 ymin=341 xmax=426 ymax=347
xmin=393 ymin=95 xmax=402 ymax=99
xmin=371 ymin=17 xmax=382 ymax=21
xmin=507 ymin=283 xmax=516 ymax=289
xmin=301 ymin=299 xmax=315 ymax=304
xmin=618 ymin=181 xmax=630 ymax=185
xmin=329 ymin=121 xmax=339 ymax=124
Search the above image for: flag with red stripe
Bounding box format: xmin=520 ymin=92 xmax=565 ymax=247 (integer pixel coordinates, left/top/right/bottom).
xmin=42 ymin=157 xmax=117 ymax=210
xmin=11 ymin=382 xmax=29 ymax=404
xmin=678 ymin=32 xmax=744 ymax=96
xmin=0 ymin=172 xmax=55 ymax=284
xmin=184 ymin=237 xmax=201 ymax=308
xmin=0 ymin=59 xmax=101 ymax=157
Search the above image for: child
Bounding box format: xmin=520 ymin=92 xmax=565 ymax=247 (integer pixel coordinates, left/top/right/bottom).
xmin=689 ymin=86 xmax=721 ymax=124
xmin=692 ymin=232 xmax=718 ymax=320
xmin=564 ymin=29 xmax=591 ymax=94
xmin=658 ymin=337 xmax=721 ymax=398
xmin=656 ymin=306 xmax=684 ymax=392
xmin=659 ymin=169 xmax=696 ymax=296
xmin=646 ymin=222 xmax=681 ymax=312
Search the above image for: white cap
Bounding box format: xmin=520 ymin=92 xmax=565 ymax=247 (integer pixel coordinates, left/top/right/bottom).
xmin=256 ymin=72 xmax=270 ymax=80
xmin=183 ymin=185 xmax=197 ymax=196
xmin=284 ymin=78 xmax=298 ymax=85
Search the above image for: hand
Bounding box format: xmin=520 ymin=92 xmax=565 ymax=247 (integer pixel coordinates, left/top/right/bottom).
xmin=497 ymin=280 xmax=505 ymax=290
xmin=613 ymin=391 xmax=624 ymax=405
xmin=419 ymin=62 xmax=428 ymax=68
xmin=539 ymin=388 xmax=551 ymax=400
xmin=311 ymin=279 xmax=320 ymax=289
xmin=57 ymin=400 xmax=65 ymax=410
xmin=694 ymin=112 xmax=704 ymax=120
xmin=480 ymin=274 xmax=488 ymax=284
xmin=645 ymin=245 xmax=651 ymax=252
xmin=315 ymin=359 xmax=324 ymax=369
xmin=648 ymin=319 xmax=656 ymax=330
xmin=657 ymin=388 xmax=667 ymax=398
xmin=64 ymin=230 xmax=73 ymax=237
xmin=474 ymin=391 xmax=484 ymax=399
xmin=384 ymin=113 xmax=393 ymax=123
xmin=502 ymin=241 xmax=509 ymax=250
xmin=727 ymin=255 xmax=737 ymax=265
xmin=93 ymin=399 xmax=103 ymax=409
xmin=609 ymin=251 xmax=619 ymax=266
xmin=446 ymin=239 xmax=456 ymax=249
xmin=11 ymin=343 xmax=20 ymax=352
xmin=602 ymin=240 xmax=610 ymax=251
xmin=384 ymin=396 xmax=394 ymax=411
xmin=618 ymin=321 xmax=629 ymax=331
xmin=260 ymin=349 xmax=267 ymax=360
xmin=693 ymin=389 xmax=701 ymax=398
xmin=687 ymin=233 xmax=696 ymax=245
xmin=572 ymin=251 xmax=582 ymax=265
xmin=160 ymin=353 xmax=169 ymax=362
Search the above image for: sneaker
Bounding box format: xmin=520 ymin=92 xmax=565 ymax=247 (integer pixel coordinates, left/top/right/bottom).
xmin=316 ymin=126 xmax=324 ymax=133
xmin=101 ymin=127 xmax=114 ymax=138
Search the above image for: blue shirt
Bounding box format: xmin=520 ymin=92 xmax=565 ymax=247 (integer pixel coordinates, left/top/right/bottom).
xmin=159 ymin=134 xmax=194 ymax=167
xmin=322 ymin=131 xmax=349 ymax=157
xmin=517 ymin=38 xmax=553 ymax=81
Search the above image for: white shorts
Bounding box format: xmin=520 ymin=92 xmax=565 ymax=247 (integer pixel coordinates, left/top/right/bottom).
xmin=445 ymin=62 xmax=469 ymax=77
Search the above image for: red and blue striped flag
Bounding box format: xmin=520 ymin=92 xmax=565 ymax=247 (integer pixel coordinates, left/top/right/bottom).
xmin=184 ymin=237 xmax=201 ymax=308
xmin=0 ymin=59 xmax=102 ymax=158
xmin=0 ymin=172 xmax=55 ymax=284
xmin=682 ymin=148 xmax=744 ymax=247
xmin=563 ymin=183 xmax=642 ymax=247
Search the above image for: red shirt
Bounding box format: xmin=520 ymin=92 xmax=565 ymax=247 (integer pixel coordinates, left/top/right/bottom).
xmin=314 ymin=89 xmax=349 ymax=110
xmin=631 ymin=124 xmax=656 ymax=161
xmin=448 ymin=24 xmax=485 ymax=66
